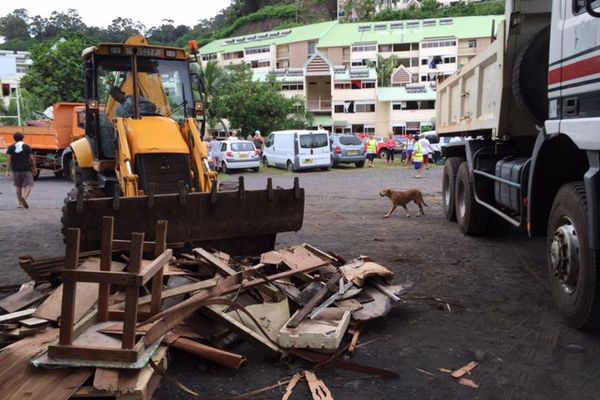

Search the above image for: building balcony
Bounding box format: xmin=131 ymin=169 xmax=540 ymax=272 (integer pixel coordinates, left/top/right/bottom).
xmin=307 ymin=98 xmax=332 ymax=112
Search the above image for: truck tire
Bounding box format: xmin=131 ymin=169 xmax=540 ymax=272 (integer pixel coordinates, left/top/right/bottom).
xmin=548 ymin=182 xmax=600 ymax=329
xmin=378 ymin=150 xmax=388 ymax=160
xmin=442 ymin=157 xmax=463 ymax=221
xmin=455 ymin=162 xmax=489 ymax=235
xmin=512 ymin=26 xmax=550 ymax=123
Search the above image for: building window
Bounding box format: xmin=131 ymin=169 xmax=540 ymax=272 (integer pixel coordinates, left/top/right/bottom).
xmin=421 ymin=58 xmax=428 ymax=65
xmin=420 ymin=100 xmax=435 ymax=109
xmin=352 ymin=44 xmax=377 ymax=52
xmin=392 ymin=102 xmax=402 ymax=110
xmin=393 ymin=43 xmax=411 ymax=52
xmin=250 ymin=60 xmax=270 ymax=68
xmin=308 ymin=41 xmax=317 ymax=56
xmin=246 ymin=46 xmax=270 ymax=55
xmin=277 ymin=59 xmax=290 ymax=68
xmin=363 ymin=125 xmax=375 ymax=134
xmin=393 ymin=126 xmax=406 ymax=135
xmin=421 ymin=40 xmax=457 ymax=49
xmin=421 ymin=75 xmax=427 ymax=82
xmin=281 ymin=83 xmax=304 ymax=91
xmin=379 ymin=45 xmax=392 ymax=52
xmin=468 ymin=40 xmax=477 ymax=48
xmin=334 ymin=103 xmax=345 ymax=113
xmin=443 ymin=56 xmax=456 ymax=64
xmin=362 ymin=81 xmax=375 ymax=89
xmin=410 ymin=58 xmax=418 ymax=67
xmin=335 ymin=83 xmax=352 ymax=90
xmin=355 ymin=102 xmax=375 ymax=113
xmin=404 ymin=101 xmax=419 ymax=110
xmin=201 ymin=53 xmax=217 ymax=61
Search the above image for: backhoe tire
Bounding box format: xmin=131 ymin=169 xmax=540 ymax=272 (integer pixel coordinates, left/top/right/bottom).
xmin=442 ymin=157 xmax=462 ymax=221
xmin=548 ymin=182 xmax=600 ymax=330
xmin=455 ymin=162 xmax=489 ymax=236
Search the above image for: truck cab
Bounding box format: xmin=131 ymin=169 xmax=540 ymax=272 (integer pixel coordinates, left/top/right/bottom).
xmin=437 ymin=0 xmax=600 ymax=328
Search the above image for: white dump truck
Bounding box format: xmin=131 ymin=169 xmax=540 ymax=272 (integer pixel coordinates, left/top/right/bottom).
xmin=437 ymin=0 xmax=600 ymax=328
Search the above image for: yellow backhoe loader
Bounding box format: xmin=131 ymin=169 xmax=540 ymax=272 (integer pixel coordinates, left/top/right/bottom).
xmin=61 ymin=36 xmax=304 ymax=254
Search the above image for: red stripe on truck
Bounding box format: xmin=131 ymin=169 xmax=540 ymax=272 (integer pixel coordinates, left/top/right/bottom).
xmin=548 ymin=55 xmax=600 ymax=86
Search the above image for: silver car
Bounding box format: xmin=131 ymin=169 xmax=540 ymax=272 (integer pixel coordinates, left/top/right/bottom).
xmin=218 ymin=140 xmax=260 ymax=173
xmin=330 ymin=134 xmax=366 ymax=168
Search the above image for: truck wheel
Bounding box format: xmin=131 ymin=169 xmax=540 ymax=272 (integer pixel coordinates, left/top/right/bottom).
xmin=378 ymin=150 xmax=388 ymax=160
xmin=455 ymin=162 xmax=489 ymax=235
xmin=548 ymin=182 xmax=600 ymax=329
xmin=442 ymin=157 xmax=462 ymax=221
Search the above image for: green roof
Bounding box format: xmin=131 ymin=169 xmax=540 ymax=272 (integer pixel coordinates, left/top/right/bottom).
xmin=200 ymin=21 xmax=337 ymax=55
xmin=377 ymin=86 xmax=436 ymax=101
xmin=317 ymin=15 xmax=503 ymax=48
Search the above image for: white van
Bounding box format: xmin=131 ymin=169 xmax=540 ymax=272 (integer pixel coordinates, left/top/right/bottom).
xmin=262 ymin=130 xmax=331 ymax=172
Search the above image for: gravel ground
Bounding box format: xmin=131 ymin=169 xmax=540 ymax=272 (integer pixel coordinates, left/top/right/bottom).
xmin=1 ymin=162 xmax=599 ymax=399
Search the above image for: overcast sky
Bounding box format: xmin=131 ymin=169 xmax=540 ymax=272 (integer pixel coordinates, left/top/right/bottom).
xmin=0 ymin=1 xmax=232 ymax=28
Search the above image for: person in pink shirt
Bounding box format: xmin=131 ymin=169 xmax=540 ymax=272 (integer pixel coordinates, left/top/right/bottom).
xmin=385 ymin=133 xmax=396 ymax=165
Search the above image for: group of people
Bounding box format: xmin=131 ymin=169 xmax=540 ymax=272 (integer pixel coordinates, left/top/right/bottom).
xmin=205 ymin=129 xmax=265 ymax=172
xmin=364 ymin=132 xmax=434 ymax=178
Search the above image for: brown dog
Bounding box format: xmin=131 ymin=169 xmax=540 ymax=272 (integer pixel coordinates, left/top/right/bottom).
xmin=379 ymin=188 xmax=428 ymax=218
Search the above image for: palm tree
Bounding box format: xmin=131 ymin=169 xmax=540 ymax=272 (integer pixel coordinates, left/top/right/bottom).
xmin=196 ymin=60 xmax=225 ymax=132
xmin=372 ymin=55 xmax=398 ymax=87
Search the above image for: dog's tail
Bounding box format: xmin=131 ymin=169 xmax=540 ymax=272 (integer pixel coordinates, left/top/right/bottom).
xmin=422 ymin=198 xmax=428 ymax=207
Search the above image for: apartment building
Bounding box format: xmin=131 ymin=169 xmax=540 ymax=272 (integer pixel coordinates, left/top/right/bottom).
xmin=200 ymin=15 xmax=502 ymax=136
xmin=0 ymin=50 xmax=32 ymax=106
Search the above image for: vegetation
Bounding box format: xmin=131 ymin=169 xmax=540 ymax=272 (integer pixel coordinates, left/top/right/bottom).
xmin=372 ymin=55 xmax=398 ymax=87
xmin=209 ymin=64 xmax=313 ymax=135
xmin=364 ymin=0 xmax=505 ymax=22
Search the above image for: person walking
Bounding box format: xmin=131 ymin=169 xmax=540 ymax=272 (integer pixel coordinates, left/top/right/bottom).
xmin=412 ymin=135 xmax=424 ymax=178
xmin=385 ymin=133 xmax=396 ymax=165
xmin=418 ymin=133 xmax=432 ymax=170
xmin=366 ymin=134 xmax=377 ymax=167
xmin=253 ymin=130 xmax=264 ymax=157
xmin=6 ymin=132 xmax=37 ymax=208
xmin=209 ymin=133 xmax=222 ymax=172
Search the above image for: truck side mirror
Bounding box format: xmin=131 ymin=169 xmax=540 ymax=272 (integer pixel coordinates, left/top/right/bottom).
xmin=586 ymin=0 xmax=600 ymax=17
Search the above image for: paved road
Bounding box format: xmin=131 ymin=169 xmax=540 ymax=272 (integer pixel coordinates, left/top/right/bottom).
xmin=1 ymin=163 xmax=599 ymax=399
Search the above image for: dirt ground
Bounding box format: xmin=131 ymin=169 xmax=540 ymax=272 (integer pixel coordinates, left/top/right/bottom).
xmin=1 ymin=162 xmax=600 ymax=400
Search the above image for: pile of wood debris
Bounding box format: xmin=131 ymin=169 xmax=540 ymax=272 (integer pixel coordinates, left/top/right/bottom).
xmin=0 ymin=237 xmax=411 ymax=400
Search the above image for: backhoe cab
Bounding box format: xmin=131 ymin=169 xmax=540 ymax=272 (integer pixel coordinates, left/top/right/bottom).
xmin=62 ymin=36 xmax=304 ymax=254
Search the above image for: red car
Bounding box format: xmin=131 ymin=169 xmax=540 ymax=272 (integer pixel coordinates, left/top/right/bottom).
xmin=357 ymin=134 xmax=402 ymax=159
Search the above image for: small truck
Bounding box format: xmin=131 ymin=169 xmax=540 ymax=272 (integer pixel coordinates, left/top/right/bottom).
xmin=0 ymin=102 xmax=85 ymax=178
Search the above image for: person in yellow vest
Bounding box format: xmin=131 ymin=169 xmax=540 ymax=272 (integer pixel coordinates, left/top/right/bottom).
xmin=412 ymin=134 xmax=424 ymax=178
xmin=366 ymin=133 xmax=378 ymax=167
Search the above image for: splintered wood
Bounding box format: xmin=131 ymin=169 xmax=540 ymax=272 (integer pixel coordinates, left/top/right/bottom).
xmin=305 ymin=370 xmax=334 ymax=400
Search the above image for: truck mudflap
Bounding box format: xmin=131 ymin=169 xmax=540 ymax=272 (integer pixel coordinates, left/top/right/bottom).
xmin=62 ymin=177 xmax=304 ymax=255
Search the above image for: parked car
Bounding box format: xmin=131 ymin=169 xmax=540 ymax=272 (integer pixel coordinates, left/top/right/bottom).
xmin=218 ymin=140 xmax=260 ymax=173
xmin=330 ymin=134 xmax=366 ymax=167
xmin=263 ymin=130 xmax=331 ymax=171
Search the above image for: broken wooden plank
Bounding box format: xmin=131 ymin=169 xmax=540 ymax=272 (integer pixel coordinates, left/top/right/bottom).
xmin=282 ymin=373 xmax=302 ymax=400
xmin=0 ymin=308 xmax=36 ymax=323
xmin=339 ymin=261 xmax=394 ymax=287
xmin=305 ymin=370 xmax=334 ymax=400
xmin=458 ymin=377 xmax=480 ymax=389
xmin=33 ymin=258 xmax=125 ymax=323
xmin=193 ymin=248 xmax=237 ymax=276
xmin=279 ymin=308 xmax=351 ymax=350
xmin=286 ymin=274 xmax=339 ymax=329
xmin=451 ymin=361 xmax=478 ymax=378
xmin=348 ymin=323 xmax=362 ymax=354
xmin=202 ymin=305 xmax=281 ymax=354
xmin=170 ymin=337 xmax=246 ymax=369
xmin=279 ymin=245 xmax=330 ymax=271
xmin=0 ymin=328 xmax=93 ymax=400
xmin=0 ymin=287 xmax=46 ymax=313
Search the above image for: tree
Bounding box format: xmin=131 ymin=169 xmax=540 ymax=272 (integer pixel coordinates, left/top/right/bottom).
xmin=0 ymin=9 xmax=30 ymax=41
xmin=20 ymin=36 xmax=92 ymax=107
xmin=212 ymin=65 xmax=311 ymax=135
xmin=373 ymin=54 xmax=398 ymax=87
xmin=105 ymin=18 xmax=146 ymax=42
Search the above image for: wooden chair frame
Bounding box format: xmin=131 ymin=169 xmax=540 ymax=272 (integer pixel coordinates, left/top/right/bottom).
xmin=48 ymin=217 xmax=170 ymax=363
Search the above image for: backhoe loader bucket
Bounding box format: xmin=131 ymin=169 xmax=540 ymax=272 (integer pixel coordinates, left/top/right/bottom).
xmin=62 ymin=177 xmax=304 ymax=255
